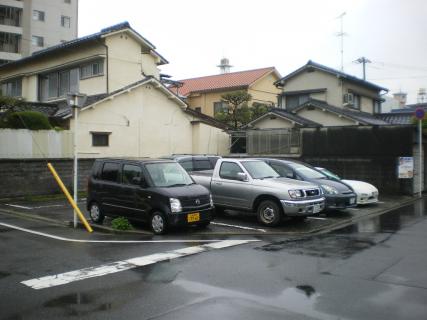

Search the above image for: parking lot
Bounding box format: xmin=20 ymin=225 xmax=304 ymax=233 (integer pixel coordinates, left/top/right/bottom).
xmin=0 ymin=195 xmax=415 ymax=237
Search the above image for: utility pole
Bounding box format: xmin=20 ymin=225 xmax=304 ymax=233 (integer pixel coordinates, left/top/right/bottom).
xmin=354 ymin=57 xmax=371 ymax=80
xmin=336 ymin=12 xmax=347 ymax=72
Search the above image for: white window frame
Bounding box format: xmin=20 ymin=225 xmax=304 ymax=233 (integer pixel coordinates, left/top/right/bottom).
xmin=32 ymin=10 xmax=45 ymax=21
xmin=61 ymin=15 xmax=70 ymax=28
xmin=31 ymin=35 xmax=43 ymax=47
xmin=80 ymin=60 xmax=104 ymax=79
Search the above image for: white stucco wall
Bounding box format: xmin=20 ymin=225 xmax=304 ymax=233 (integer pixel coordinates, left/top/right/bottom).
xmin=252 ymin=116 xmax=294 ymax=129
xmin=192 ymin=122 xmax=230 ymax=155
xmin=296 ymin=108 xmax=357 ymax=126
xmin=71 ymin=84 xmax=192 ymax=158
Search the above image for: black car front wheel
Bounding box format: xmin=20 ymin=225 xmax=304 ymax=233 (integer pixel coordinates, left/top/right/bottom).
xmin=257 ymin=200 xmax=282 ymax=227
xmin=150 ymin=211 xmax=168 ymax=235
xmin=89 ymin=202 xmax=105 ymax=224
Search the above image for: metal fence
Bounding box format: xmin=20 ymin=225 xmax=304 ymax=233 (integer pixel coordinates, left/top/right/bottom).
xmin=231 ymin=129 xmax=301 ymax=155
xmin=0 ymin=129 xmax=73 ymax=159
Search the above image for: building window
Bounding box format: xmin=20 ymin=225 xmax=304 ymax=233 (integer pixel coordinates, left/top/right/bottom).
xmin=32 ymin=10 xmax=44 ymax=21
xmin=61 ymin=15 xmax=70 ymax=28
xmin=352 ymin=94 xmax=361 ymax=110
xmin=195 ymin=107 xmax=201 ymax=112
xmin=31 ymin=35 xmax=43 ymax=47
xmin=214 ymin=101 xmax=229 ymax=115
xmin=0 ymin=32 xmax=21 ymax=53
xmin=285 ymin=94 xmax=309 ymax=110
xmin=39 ymin=68 xmax=79 ymax=101
xmin=92 ymin=132 xmax=110 ymax=147
xmin=0 ymin=78 xmax=22 ymax=97
xmin=80 ymin=60 xmax=104 ymax=79
xmin=0 ymin=6 xmax=22 ymax=27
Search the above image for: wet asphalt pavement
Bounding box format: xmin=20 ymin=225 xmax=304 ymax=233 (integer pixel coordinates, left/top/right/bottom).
xmin=0 ymin=197 xmax=426 ymax=319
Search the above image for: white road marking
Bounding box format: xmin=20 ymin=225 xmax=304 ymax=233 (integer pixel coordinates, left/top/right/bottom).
xmin=307 ymin=217 xmax=328 ymax=221
xmin=211 ymin=221 xmax=267 ymax=233
xmin=377 ymin=201 xmax=385 ymax=204
xmin=21 ymin=239 xmax=255 ymax=290
xmin=4 ymin=204 xmax=32 ymax=210
xmin=0 ymin=222 xmax=258 ymax=244
xmin=4 ymin=203 xmax=65 ymax=210
xmin=347 ymin=208 xmax=360 ymax=211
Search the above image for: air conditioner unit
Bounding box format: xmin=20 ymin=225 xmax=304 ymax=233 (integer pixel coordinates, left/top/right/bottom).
xmin=343 ymin=93 xmax=354 ymax=105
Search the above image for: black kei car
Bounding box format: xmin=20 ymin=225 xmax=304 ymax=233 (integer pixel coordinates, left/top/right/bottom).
xmin=261 ymin=159 xmax=357 ymax=210
xmin=87 ymin=158 xmax=214 ymax=234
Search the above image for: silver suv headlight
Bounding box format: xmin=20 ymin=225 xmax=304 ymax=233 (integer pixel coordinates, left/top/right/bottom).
xmin=321 ymin=185 xmax=339 ymax=195
xmin=288 ymin=189 xmax=304 ymax=199
xmin=169 ymin=198 xmax=182 ymax=213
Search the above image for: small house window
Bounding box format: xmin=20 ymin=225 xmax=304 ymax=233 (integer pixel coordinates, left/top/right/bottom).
xmin=61 ymin=15 xmax=70 ymax=28
xmin=32 ymin=10 xmax=45 ymax=21
xmin=80 ymin=60 xmax=104 ymax=79
xmin=31 ymin=35 xmax=43 ymax=47
xmin=214 ymin=101 xmax=229 ymax=115
xmin=91 ymin=132 xmax=110 ymax=147
xmin=195 ymin=107 xmax=201 ymax=112
xmin=0 ymin=78 xmax=22 ymax=97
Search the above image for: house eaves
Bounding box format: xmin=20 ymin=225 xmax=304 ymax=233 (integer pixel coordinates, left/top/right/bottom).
xmin=275 ymin=60 xmax=388 ymax=93
xmin=0 ymin=22 xmax=168 ymax=71
xmin=245 ymin=108 xmax=322 ymax=128
xmin=62 ymin=77 xmax=187 ymax=119
xmin=293 ymin=99 xmax=389 ymax=126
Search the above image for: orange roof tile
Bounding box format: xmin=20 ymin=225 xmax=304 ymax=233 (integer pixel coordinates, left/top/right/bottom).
xmin=170 ymin=67 xmax=277 ymax=97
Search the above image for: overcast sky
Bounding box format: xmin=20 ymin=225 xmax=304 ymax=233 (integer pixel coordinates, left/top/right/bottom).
xmin=79 ymin=0 xmax=427 ymax=104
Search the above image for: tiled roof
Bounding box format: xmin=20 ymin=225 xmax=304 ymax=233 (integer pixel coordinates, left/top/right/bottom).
xmin=269 ymin=108 xmax=322 ymax=127
xmin=184 ymin=108 xmax=229 ymax=130
xmin=376 ymin=113 xmax=414 ymax=125
xmin=0 ymin=102 xmax=58 ymax=117
xmin=391 ymin=103 xmax=427 ymax=113
xmin=294 ymin=99 xmax=389 ymax=126
xmin=170 ymin=67 xmax=277 ymax=97
xmin=275 ymin=60 xmax=388 ymax=92
xmin=0 ymin=22 xmax=167 ymax=70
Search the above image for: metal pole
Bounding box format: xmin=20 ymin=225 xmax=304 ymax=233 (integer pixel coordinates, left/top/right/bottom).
xmin=419 ymin=119 xmax=423 ymax=197
xmin=73 ymin=106 xmax=78 ymax=228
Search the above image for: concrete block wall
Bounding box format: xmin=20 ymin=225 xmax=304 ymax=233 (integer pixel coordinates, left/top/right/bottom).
xmin=0 ymin=158 xmax=95 ymax=199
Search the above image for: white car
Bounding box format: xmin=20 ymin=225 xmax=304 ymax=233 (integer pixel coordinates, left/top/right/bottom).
xmin=316 ymin=167 xmax=379 ymax=205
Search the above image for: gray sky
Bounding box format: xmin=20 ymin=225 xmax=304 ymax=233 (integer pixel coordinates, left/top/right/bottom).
xmin=79 ymin=0 xmax=427 ymax=104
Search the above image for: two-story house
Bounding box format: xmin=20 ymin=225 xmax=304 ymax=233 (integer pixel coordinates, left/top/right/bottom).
xmin=247 ymin=60 xmax=390 ymax=129
xmin=169 ymin=67 xmax=282 ymax=117
xmin=0 ymin=22 xmax=229 ymax=157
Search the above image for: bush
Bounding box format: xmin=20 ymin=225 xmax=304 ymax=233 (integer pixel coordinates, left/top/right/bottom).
xmin=111 ymin=217 xmax=133 ymax=231
xmin=1 ymin=111 xmax=52 ymax=130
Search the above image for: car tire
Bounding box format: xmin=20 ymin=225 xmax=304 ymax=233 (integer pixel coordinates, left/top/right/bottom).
xmin=89 ymin=202 xmax=105 ymax=224
xmin=257 ymin=200 xmax=282 ymax=227
xmin=150 ymin=211 xmax=168 ymax=235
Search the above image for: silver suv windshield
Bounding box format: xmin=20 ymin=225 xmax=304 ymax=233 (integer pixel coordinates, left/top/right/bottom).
xmin=242 ymin=161 xmax=280 ymax=179
xmin=145 ymin=162 xmax=193 ymax=187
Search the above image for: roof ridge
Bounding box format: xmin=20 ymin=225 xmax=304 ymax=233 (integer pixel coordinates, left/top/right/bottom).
xmin=176 ymin=67 xmax=275 ymax=82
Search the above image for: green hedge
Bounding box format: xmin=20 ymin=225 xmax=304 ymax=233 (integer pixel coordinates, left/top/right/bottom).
xmin=0 ymin=111 xmax=52 ymax=130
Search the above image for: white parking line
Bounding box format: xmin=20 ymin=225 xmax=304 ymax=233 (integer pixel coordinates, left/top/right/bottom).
xmin=211 ymin=222 xmax=267 ymax=233
xmin=4 ymin=204 xmax=32 ymax=210
xmin=307 ymin=217 xmax=328 ymax=221
xmin=21 ymin=239 xmax=255 ymax=290
xmin=347 ymin=208 xmax=360 ymax=211
xmin=0 ymin=222 xmax=258 ymax=244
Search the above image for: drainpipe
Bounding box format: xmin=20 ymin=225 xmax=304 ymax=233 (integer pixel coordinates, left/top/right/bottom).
xmin=99 ymin=40 xmax=109 ymax=94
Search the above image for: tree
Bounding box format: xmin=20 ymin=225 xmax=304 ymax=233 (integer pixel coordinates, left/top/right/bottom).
xmin=251 ymin=102 xmax=269 ymax=120
xmin=215 ymin=91 xmax=252 ymax=129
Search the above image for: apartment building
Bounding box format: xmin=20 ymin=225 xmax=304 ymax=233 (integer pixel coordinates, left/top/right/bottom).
xmin=0 ymin=0 xmax=78 ymax=64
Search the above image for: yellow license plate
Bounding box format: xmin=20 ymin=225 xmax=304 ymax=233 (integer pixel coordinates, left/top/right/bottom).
xmin=187 ymin=212 xmax=200 ymax=223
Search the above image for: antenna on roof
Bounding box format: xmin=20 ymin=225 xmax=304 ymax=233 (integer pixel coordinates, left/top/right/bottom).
xmin=354 ymin=57 xmax=371 ymax=80
xmin=335 ymin=12 xmax=347 ymax=72
xmin=217 ymin=57 xmax=232 ymax=74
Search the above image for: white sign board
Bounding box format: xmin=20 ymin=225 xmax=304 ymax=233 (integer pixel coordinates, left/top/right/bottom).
xmin=398 ymin=157 xmax=414 ymax=179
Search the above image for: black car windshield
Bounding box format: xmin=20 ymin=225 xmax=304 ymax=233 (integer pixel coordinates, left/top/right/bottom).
xmin=242 ymin=161 xmax=280 ymax=179
xmin=145 ymin=162 xmax=193 ymax=187
xmin=288 ymin=163 xmax=327 ymax=179
xmin=318 ymin=168 xmax=341 ymax=180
